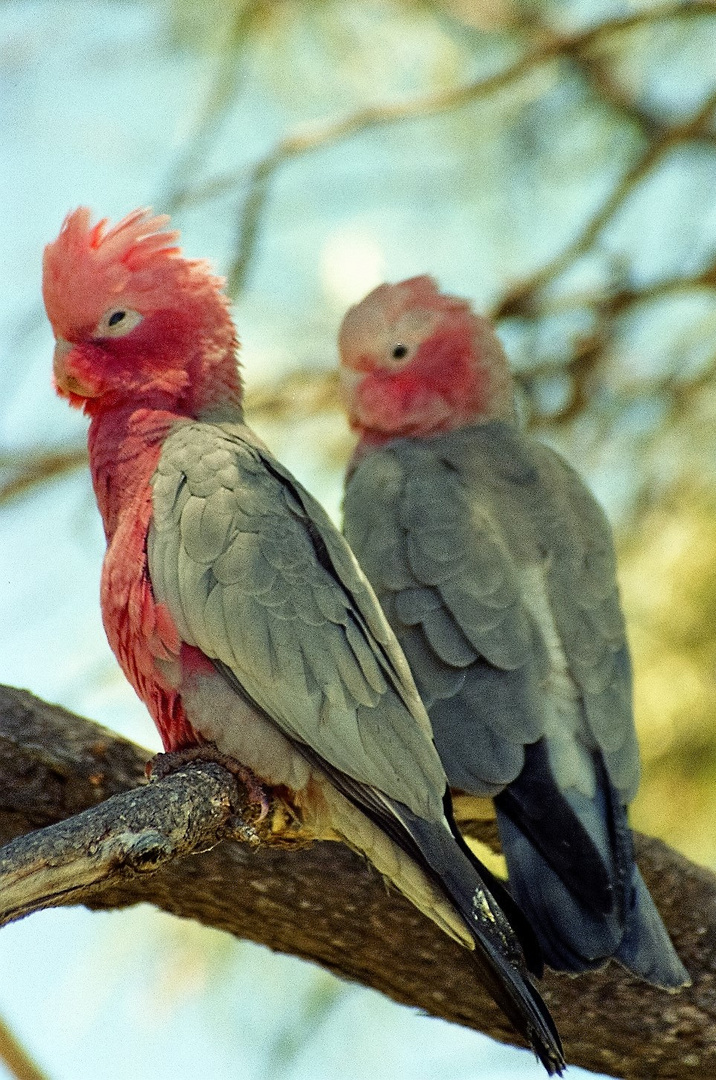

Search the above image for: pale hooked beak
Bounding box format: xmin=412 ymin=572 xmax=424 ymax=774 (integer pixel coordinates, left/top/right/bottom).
xmin=52 ymin=336 xmax=72 ymax=382
xmin=52 ymin=336 xmax=91 ymax=397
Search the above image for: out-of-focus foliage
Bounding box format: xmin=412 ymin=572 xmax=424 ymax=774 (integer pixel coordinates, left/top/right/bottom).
xmin=1 ymin=1 xmax=716 ymax=1077
xmin=622 ymin=489 xmax=716 ymax=865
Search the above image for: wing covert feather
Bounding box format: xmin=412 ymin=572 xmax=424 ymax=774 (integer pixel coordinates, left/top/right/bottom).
xmin=344 ymin=423 xmax=638 ymax=800
xmin=344 ymin=438 xmax=545 ymax=788
xmin=528 ymin=443 xmax=636 ymax=797
xmin=149 ymin=421 xmax=446 ymax=820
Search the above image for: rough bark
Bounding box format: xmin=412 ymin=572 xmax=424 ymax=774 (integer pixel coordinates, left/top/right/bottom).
xmin=1 ymin=684 xmax=714 ymax=1079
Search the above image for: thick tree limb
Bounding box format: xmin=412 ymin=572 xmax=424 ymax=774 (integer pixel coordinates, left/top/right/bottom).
xmin=1 ymin=685 xmax=715 ymax=1079
xmin=0 ymin=759 xmax=266 ymax=925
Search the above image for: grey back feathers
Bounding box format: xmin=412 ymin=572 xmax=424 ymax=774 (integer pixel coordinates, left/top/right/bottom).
xmin=345 ymin=422 xmax=638 ymax=799
xmin=149 ymin=419 xmax=446 ymax=819
xmin=147 ymin=418 xmax=566 ymax=1071
xmin=344 ymin=420 xmax=689 ymax=988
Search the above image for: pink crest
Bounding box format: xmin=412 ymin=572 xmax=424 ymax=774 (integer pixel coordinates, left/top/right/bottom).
xmin=42 ymin=207 xmax=216 ymax=337
xmin=389 ymin=275 xmax=473 ymax=319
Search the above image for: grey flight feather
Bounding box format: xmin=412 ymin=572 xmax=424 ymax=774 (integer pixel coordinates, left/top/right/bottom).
xmin=148 ymin=419 xmax=446 ymax=822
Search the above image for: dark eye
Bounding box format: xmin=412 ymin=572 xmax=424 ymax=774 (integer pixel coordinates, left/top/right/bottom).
xmin=96 ymin=307 xmax=143 ymax=338
xmin=392 ymin=344 xmax=408 ymax=360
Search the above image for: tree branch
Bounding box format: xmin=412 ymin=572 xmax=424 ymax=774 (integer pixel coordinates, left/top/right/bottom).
xmin=174 ymin=0 xmax=716 ymax=212
xmin=496 ymin=85 xmax=716 ymax=320
xmin=164 ymin=1 xmax=716 ymax=296
xmin=161 ymin=0 xmax=265 ymax=212
xmin=0 ymin=759 xmax=266 ymax=926
xmin=1 ymin=685 xmax=715 ymax=1078
xmin=0 ymin=446 xmax=89 ymax=507
xmin=0 ymin=1015 xmax=51 ymax=1080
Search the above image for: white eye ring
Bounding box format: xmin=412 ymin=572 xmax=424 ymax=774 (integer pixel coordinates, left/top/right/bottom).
xmin=95 ymin=308 xmax=144 ymax=339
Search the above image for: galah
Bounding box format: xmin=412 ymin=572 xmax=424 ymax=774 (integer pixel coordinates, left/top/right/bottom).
xmin=339 ymin=275 xmax=689 ymax=989
xmin=42 ymin=209 xmax=564 ymax=1072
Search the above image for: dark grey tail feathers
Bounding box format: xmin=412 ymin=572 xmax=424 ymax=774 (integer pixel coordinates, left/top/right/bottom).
xmin=397 ymin=805 xmax=564 ymax=1076
xmin=616 ymin=870 xmax=690 ymax=989
xmin=496 ymin=783 xmax=690 ymax=988
xmin=444 ymin=791 xmax=544 ymax=978
xmin=290 ymin=740 xmax=564 ymax=1073
xmin=494 ymin=739 xmax=614 ymax=914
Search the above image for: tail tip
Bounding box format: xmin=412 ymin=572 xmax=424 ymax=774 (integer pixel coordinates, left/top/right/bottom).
xmin=534 ymin=1039 xmax=566 ymax=1076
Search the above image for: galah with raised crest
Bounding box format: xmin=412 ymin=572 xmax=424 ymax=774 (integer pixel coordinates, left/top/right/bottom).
xmin=42 ymin=211 xmax=564 ymax=1073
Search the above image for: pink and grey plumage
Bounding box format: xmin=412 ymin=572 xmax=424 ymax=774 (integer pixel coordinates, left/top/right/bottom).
xmin=339 ymin=275 xmax=689 ymax=989
xmin=42 ymin=211 xmax=564 ymax=1073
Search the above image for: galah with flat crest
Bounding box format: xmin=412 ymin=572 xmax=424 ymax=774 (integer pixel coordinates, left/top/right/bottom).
xmin=42 ymin=210 xmax=564 ymax=1073
xmin=339 ymin=275 xmax=689 ymax=989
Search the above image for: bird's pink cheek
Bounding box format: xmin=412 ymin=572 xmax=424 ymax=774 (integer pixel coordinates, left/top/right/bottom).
xmin=356 ymin=373 xmax=425 ymax=431
xmin=355 ymin=378 xmax=395 ymax=429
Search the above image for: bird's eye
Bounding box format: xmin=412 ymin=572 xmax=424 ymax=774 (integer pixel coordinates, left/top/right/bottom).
xmin=391 ymin=344 xmax=409 ymax=360
xmin=95 ymin=308 xmax=144 ymax=339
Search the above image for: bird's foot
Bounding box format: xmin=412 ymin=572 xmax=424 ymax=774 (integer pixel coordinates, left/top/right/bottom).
xmin=148 ymin=744 xmax=271 ymax=822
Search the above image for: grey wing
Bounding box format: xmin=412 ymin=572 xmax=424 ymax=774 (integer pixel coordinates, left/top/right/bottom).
xmin=344 ymin=443 xmax=548 ymax=797
xmin=148 ymin=421 xmax=447 ymax=822
xmin=533 ymin=444 xmax=639 ymax=802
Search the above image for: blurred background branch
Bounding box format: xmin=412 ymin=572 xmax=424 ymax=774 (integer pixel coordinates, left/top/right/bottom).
xmin=0 ymin=1016 xmax=51 ymax=1080
xmin=167 ymin=1 xmax=716 ymax=294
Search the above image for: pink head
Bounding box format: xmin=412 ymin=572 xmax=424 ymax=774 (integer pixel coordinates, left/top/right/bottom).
xmin=338 ymin=275 xmax=515 ymax=444
xmin=42 ymin=208 xmax=241 ymax=416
